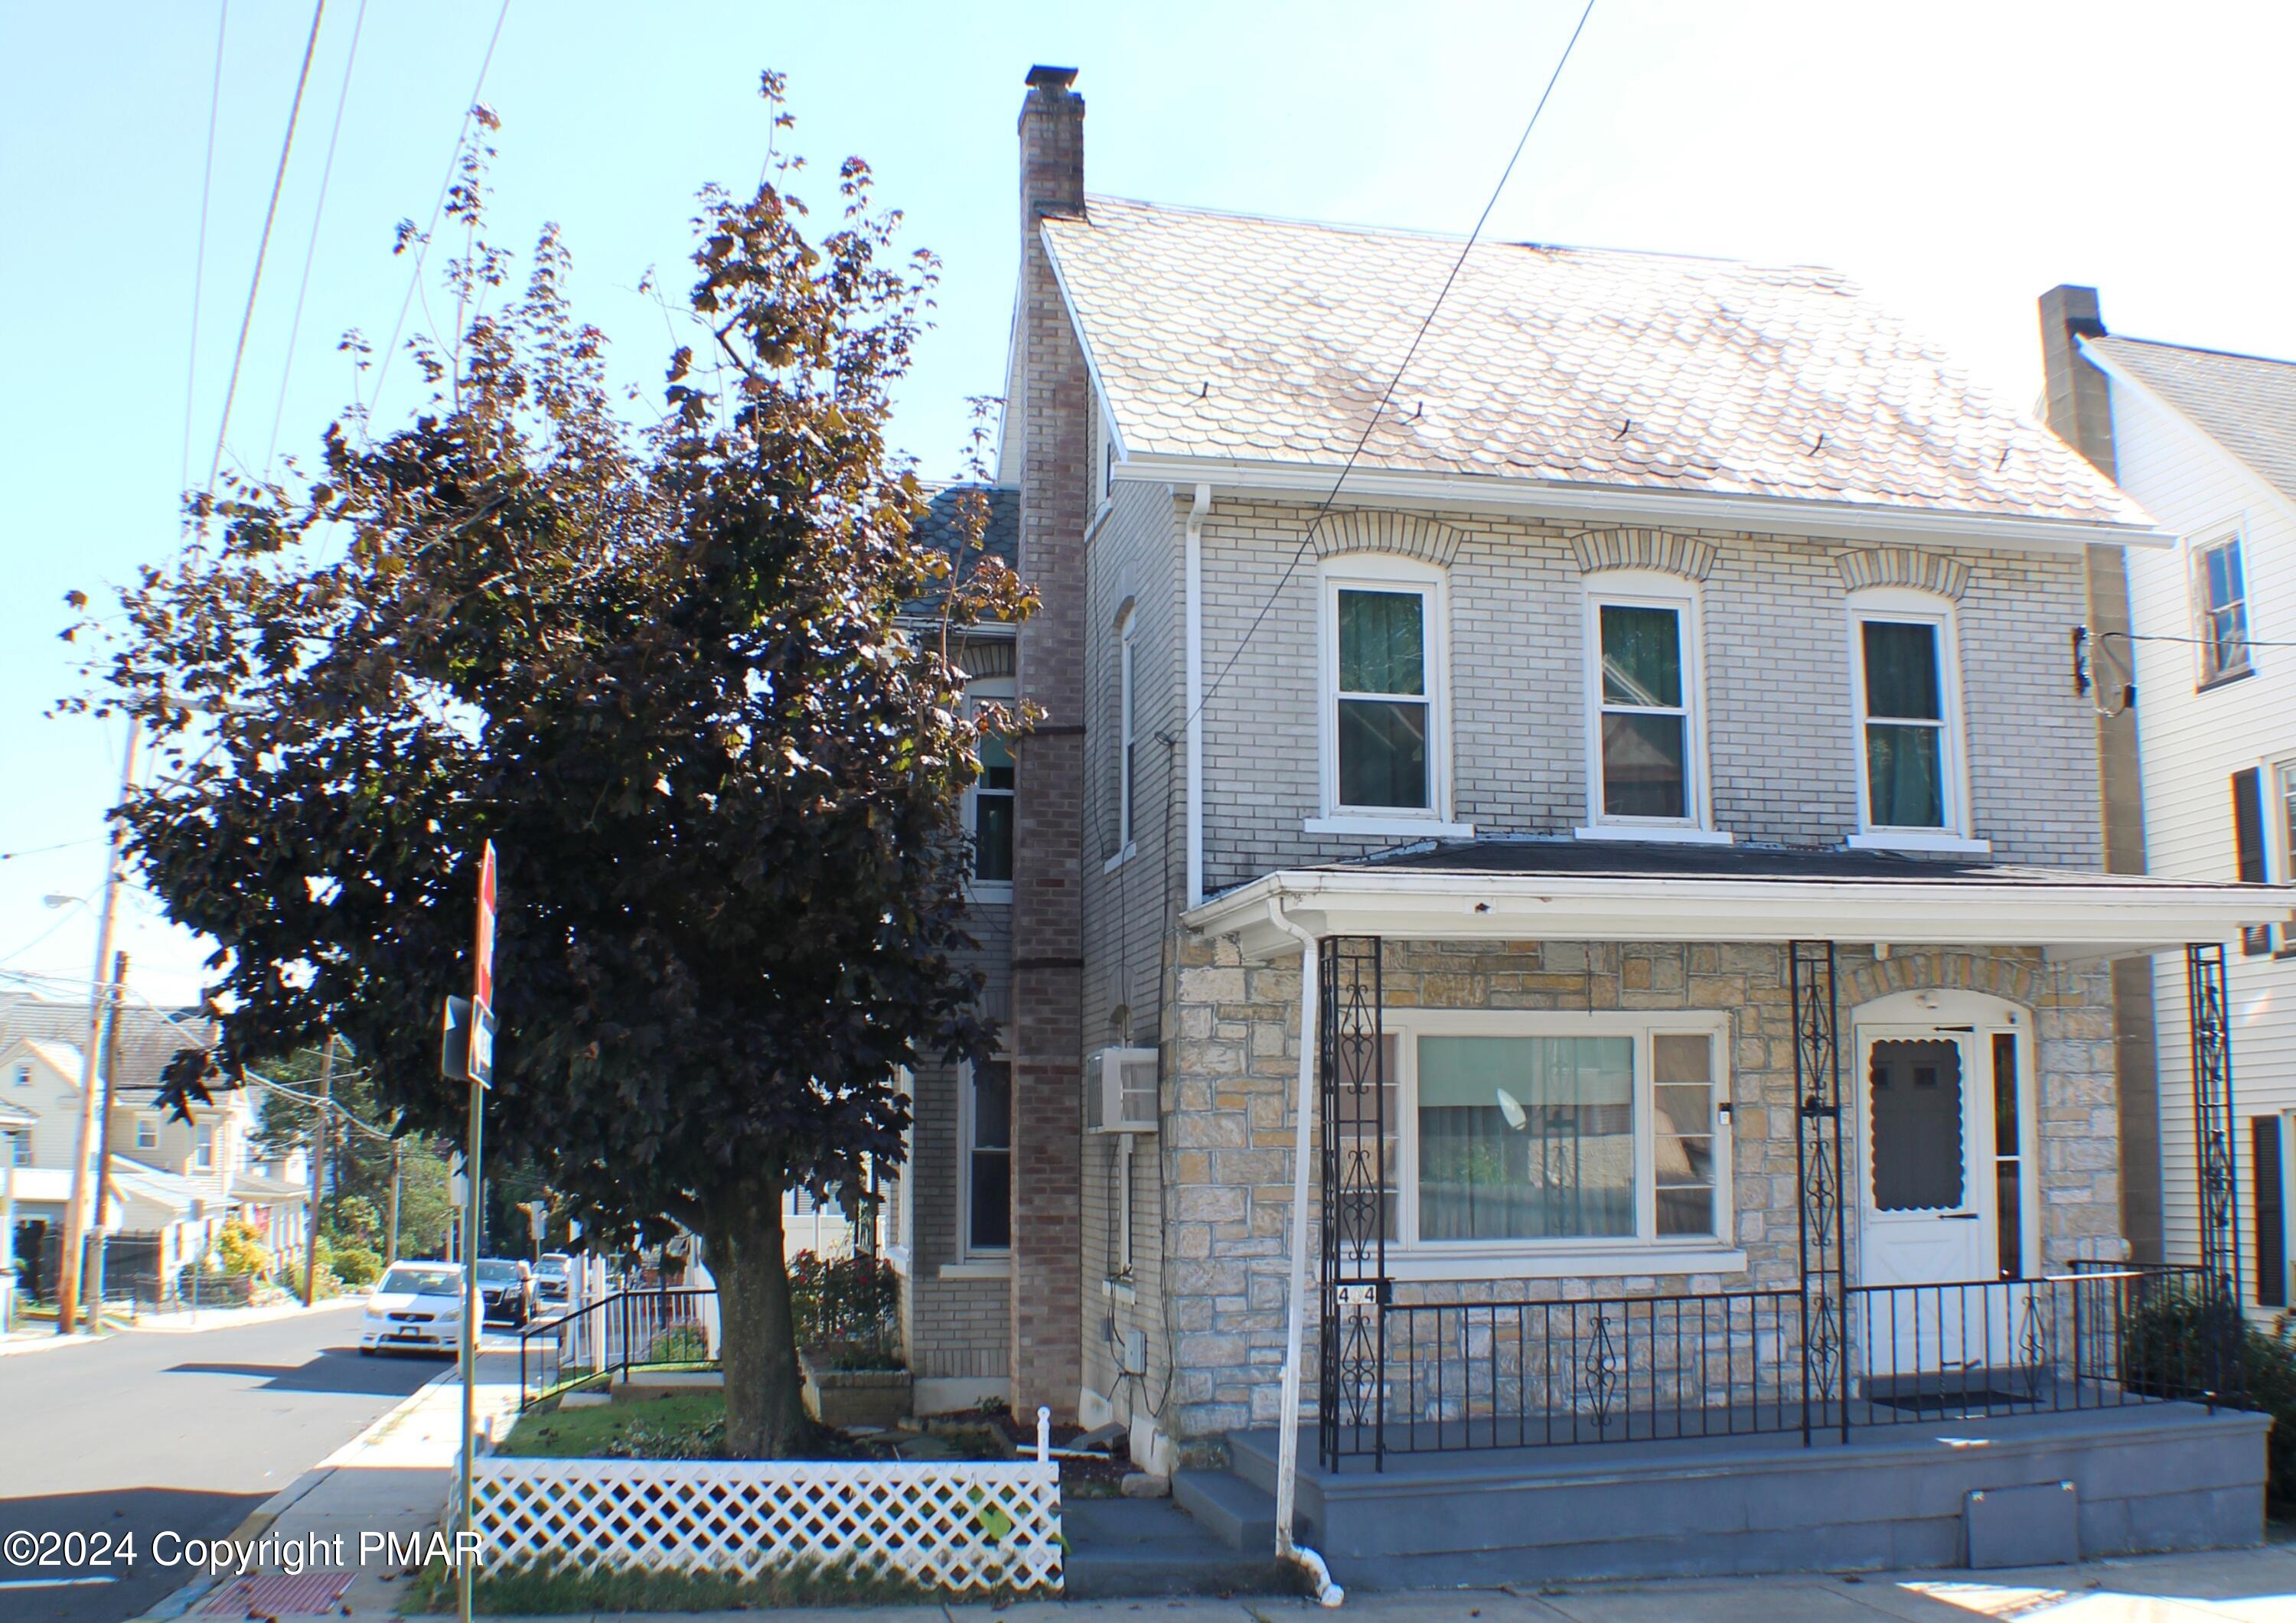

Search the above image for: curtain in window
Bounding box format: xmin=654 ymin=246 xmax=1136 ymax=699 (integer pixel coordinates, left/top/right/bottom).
xmin=1599 ymin=605 xmax=1686 ymax=818
xmin=1417 ymin=1036 xmax=1633 ymax=1240
xmin=1336 ymin=589 xmax=1430 ymax=809
xmin=1862 ymin=621 xmax=1944 ymax=828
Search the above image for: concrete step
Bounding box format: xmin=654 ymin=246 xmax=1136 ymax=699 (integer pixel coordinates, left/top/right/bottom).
xmin=1172 ymin=1466 xmax=1278 ymax=1553
xmin=1061 ymin=1496 xmax=1295 ymax=1599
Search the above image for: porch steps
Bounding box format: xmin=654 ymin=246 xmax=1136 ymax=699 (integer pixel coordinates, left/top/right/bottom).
xmin=1060 ymin=1497 xmax=1294 ymax=1599
xmin=1172 ymin=1466 xmax=1278 ymax=1550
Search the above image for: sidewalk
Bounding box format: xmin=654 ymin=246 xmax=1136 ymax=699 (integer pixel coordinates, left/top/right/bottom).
xmin=142 ymin=1349 xmax=527 ymax=1621
xmin=0 ymin=1294 xmax=348 ymax=1354
xmin=382 ymin=1541 xmax=2296 ymax=1619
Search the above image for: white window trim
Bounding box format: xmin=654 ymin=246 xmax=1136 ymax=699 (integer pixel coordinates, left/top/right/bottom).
xmin=1845 ymin=587 xmax=1983 ymax=851
xmin=1107 ymin=608 xmax=1139 ymax=872
xmin=955 ymin=1055 xmax=1013 ymax=1263
xmin=2191 ymin=524 xmax=2253 ymax=689
xmin=963 ymin=677 xmax=1016 ymax=903
xmin=1385 ymin=1007 xmax=1740 ymax=1279
xmin=1580 ymin=571 xmax=1719 ymax=840
xmin=135 ymin=1117 xmax=158 ymax=1152
xmin=1316 ymin=555 xmax=1456 ymax=827
xmin=193 ymin=1123 xmax=215 ymax=1172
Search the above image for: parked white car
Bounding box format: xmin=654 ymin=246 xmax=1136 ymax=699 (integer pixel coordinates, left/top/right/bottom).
xmin=357 ymin=1263 xmax=466 ymax=1356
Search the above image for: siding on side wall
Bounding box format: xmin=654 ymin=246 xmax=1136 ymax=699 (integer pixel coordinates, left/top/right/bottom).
xmin=1170 ymin=494 xmax=2102 ymax=891
xmin=2111 ymin=374 xmax=2296 ymax=1299
xmin=1078 ymin=477 xmax=1183 ymax=1420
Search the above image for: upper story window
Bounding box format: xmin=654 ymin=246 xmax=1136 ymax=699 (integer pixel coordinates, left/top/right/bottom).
xmin=964 ymin=675 xmax=1015 ymax=897
xmin=9 ymin=1063 xmax=28 ymax=1087
xmin=1847 ymin=588 xmax=1980 ymax=852
xmin=1580 ymin=572 xmax=1717 ymax=841
xmin=135 ymin=1117 xmax=158 ymax=1152
xmin=193 ymin=1123 xmax=215 ymax=1172
xmin=8 ymin=1133 xmax=25 ymax=1168
xmin=1321 ymin=559 xmax=1448 ymax=820
xmin=2195 ymin=532 xmax=2251 ymax=687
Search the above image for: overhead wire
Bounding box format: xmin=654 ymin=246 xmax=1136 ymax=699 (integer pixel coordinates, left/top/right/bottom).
xmin=264 ymin=0 xmax=370 ymax=477
xmin=180 ymin=1 xmax=230 ymax=500
xmin=203 ymin=0 xmax=330 ymax=509
xmin=363 ymin=0 xmax=512 ymax=425
xmin=1186 ymin=0 xmax=1597 ymax=729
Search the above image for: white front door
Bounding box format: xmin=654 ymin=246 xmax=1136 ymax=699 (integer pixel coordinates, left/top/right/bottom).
xmin=1855 ymin=1026 xmax=2005 ymax=1384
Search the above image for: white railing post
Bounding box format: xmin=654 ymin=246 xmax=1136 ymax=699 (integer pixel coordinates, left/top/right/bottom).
xmin=1035 ymin=1405 xmax=1051 ymax=1465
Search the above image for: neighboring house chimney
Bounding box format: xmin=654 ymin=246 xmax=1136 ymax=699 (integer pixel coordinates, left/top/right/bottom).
xmin=1009 ymin=64 xmax=1088 ymax=1420
xmin=2038 ymin=284 xmax=2162 ymax=1263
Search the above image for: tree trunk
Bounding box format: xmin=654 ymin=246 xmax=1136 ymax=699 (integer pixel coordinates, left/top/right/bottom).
xmin=705 ymin=1176 xmax=810 ymax=1458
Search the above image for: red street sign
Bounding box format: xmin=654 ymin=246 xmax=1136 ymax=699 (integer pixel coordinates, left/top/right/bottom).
xmin=473 ymin=842 xmax=497 ymax=1014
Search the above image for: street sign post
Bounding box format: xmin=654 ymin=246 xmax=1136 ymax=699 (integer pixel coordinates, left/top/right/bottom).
xmin=456 ymin=841 xmax=497 ymax=1623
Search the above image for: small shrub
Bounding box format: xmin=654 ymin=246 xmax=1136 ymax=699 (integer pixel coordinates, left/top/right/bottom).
xmin=644 ymin=1324 xmax=710 ymax=1364
xmin=329 ymin=1243 xmax=382 ymax=1288
xmin=213 ymin=1219 xmax=271 ymax=1279
xmin=788 ymin=1251 xmax=899 ymax=1364
xmin=2122 ymin=1286 xmax=2296 ymax=1503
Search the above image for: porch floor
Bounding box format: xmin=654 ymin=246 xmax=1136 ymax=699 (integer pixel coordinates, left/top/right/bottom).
xmin=1199 ymin=1401 xmax=2268 ymax=1589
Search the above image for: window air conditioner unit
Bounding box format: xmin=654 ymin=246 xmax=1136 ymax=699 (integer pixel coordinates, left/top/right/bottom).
xmin=1086 ymin=1047 xmax=1159 ymax=1135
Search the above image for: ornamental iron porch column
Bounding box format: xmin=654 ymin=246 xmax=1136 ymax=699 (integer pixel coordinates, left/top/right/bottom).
xmin=1791 ymin=940 xmax=1849 ymax=1445
xmin=1318 ymin=937 xmax=1387 ymax=1472
xmin=2187 ymin=943 xmax=2239 ymax=1303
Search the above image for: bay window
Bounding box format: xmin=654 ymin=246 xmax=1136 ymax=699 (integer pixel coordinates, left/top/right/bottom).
xmin=1848 ymin=590 xmax=1976 ymax=851
xmin=1391 ymin=1012 xmax=1733 ymax=1273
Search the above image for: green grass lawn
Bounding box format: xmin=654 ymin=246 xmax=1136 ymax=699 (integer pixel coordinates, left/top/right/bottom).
xmin=497 ymin=1390 xmax=727 ymax=1460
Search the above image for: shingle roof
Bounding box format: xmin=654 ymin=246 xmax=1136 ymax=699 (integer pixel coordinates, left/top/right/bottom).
xmin=2087 ymin=335 xmax=2296 ymax=511
xmin=0 ymin=992 xmax=211 ymax=1093
xmin=911 ymin=483 xmax=1018 ymax=569
xmin=1042 ymin=197 xmax=2151 ymax=530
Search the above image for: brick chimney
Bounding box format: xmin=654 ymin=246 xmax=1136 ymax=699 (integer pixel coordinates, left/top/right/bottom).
xmin=1008 ymin=64 xmax=1088 ymax=1421
xmin=2038 ymin=283 xmax=2162 ymax=1263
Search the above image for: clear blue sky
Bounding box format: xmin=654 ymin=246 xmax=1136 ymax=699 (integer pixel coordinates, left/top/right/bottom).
xmin=5 ymin=0 xmax=2293 ymax=1007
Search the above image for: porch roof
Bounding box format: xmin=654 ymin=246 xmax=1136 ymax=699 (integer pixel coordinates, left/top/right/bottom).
xmin=1184 ymin=838 xmax=2294 ymax=961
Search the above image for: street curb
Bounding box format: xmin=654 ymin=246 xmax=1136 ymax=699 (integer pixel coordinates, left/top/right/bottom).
xmin=128 ymin=1363 xmax=467 ymax=1622
xmin=0 ymin=1297 xmax=354 ymax=1357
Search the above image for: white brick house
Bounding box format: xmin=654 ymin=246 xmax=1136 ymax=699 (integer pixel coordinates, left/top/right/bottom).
xmin=892 ymin=70 xmax=2287 ymax=1582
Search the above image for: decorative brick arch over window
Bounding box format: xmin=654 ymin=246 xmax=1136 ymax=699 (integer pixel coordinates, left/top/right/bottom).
xmin=1315 ymin=510 xmax=1466 ymax=569
xmin=1835 ymin=547 xmax=1971 ymax=602
xmin=1569 ymin=527 xmax=1717 ymax=582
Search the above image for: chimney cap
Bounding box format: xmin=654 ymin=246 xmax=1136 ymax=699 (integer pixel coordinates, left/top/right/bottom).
xmin=1026 ymin=64 xmax=1079 ymax=91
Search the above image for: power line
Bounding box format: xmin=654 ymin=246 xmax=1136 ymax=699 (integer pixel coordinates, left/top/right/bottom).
xmin=1189 ymin=0 xmax=1597 ymax=728
xmin=0 ymin=836 xmax=103 ymax=862
xmin=364 ymin=0 xmax=512 ymax=425
xmin=180 ymin=1 xmax=230 ymax=500
xmin=265 ymin=0 xmax=370 ymax=477
xmin=204 ymin=0 xmax=328 ymax=510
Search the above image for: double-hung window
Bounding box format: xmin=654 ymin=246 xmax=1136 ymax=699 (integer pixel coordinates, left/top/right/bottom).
xmin=193 ymin=1123 xmax=214 ymax=1172
xmin=961 ymin=1058 xmax=1012 ymax=1256
xmin=1582 ymin=575 xmax=1715 ymax=839
xmin=135 ymin=1117 xmax=158 ymax=1152
xmin=1319 ymin=559 xmax=1452 ymax=821
xmin=1393 ymin=1012 xmax=1733 ymax=1274
xmin=964 ymin=677 xmax=1016 ymax=895
xmin=1848 ymin=591 xmax=1978 ymax=852
xmin=2195 ymin=533 xmax=2251 ymax=687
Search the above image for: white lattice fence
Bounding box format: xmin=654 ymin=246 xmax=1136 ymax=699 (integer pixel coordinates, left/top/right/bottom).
xmin=465 ymin=1455 xmax=1062 ymax=1595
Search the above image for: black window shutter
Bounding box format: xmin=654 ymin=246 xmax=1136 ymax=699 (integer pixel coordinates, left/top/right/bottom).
xmin=2233 ymin=768 xmax=2272 ymax=955
xmin=2254 ymin=1115 xmax=2287 ymax=1309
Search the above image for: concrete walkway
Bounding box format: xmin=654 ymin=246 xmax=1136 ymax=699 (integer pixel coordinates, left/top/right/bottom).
xmin=0 ymin=1295 xmax=346 ymax=1354
xmin=378 ymin=1540 xmax=2296 ymax=1618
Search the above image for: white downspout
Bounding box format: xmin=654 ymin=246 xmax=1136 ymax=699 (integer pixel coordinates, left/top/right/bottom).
xmin=1185 ymin=482 xmax=1210 ymax=909
xmin=1264 ymin=895 xmax=1344 ymax=1607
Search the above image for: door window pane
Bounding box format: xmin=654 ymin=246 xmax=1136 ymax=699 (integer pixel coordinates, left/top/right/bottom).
xmin=968 ymin=1061 xmax=1012 ymax=1252
xmin=1868 ymin=1040 xmax=1964 ymax=1211
xmin=1992 ymin=1032 xmax=2021 ymax=1280
xmin=1417 ymin=1035 xmax=1633 ymax=1240
xmin=1653 ymin=1033 xmax=1717 ymax=1237
xmin=1597 ymin=605 xmax=1689 ymax=820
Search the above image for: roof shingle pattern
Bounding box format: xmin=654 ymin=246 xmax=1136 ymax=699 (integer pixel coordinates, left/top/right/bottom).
xmin=1042 ymin=198 xmax=2149 ymax=530
xmin=2088 ymin=334 xmax=2296 ymax=512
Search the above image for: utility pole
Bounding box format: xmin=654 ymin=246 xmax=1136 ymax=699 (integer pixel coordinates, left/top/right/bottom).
xmin=302 ymin=1034 xmax=336 ymax=1305
xmin=386 ymin=1140 xmax=403 ymax=1266
xmin=83 ymin=951 xmax=130 ymax=1330
xmin=57 ymin=720 xmax=139 ymax=1337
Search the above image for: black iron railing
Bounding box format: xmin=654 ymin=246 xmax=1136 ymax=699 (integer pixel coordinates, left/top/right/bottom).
xmin=517 ymin=1286 xmax=718 ymax=1410
xmin=1321 ymin=1264 xmax=2228 ymax=1463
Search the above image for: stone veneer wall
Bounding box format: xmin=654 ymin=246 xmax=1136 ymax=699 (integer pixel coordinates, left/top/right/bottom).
xmin=1156 ymin=933 xmax=2122 ymax=1448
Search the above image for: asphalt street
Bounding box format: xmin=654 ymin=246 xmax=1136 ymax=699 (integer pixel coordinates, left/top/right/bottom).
xmin=0 ymin=1305 xmax=452 ymax=1623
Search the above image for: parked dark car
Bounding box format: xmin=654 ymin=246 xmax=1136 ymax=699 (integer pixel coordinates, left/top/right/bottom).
xmin=473 ymin=1258 xmax=535 ymax=1328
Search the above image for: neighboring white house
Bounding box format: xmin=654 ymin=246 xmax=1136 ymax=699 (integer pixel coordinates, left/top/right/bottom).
xmin=2040 ymin=288 xmax=2296 ymax=1312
